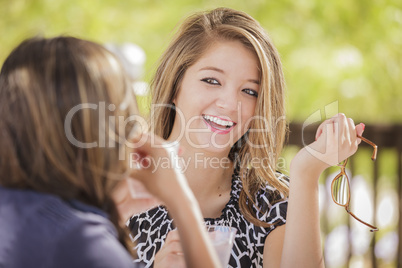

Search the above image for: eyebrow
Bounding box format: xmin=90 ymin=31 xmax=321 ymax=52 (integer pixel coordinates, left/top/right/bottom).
xmin=199 ymin=66 xmax=260 ymax=85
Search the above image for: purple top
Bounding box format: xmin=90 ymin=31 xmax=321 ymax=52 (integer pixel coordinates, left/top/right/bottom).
xmin=0 ymin=186 xmax=141 ymax=268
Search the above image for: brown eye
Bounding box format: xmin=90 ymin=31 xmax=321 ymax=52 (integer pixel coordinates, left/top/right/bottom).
xmin=242 ymin=88 xmax=258 ymax=97
xmin=201 ymin=78 xmax=220 ymax=85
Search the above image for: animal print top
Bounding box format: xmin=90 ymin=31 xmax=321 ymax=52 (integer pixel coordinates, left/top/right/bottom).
xmin=128 ymin=173 xmax=288 ymax=267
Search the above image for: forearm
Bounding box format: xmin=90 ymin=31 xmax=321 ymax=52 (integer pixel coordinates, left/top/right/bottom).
xmin=281 ymin=167 xmax=325 ymax=268
xmin=165 ymin=181 xmax=221 ymax=268
xmin=279 ymin=114 xmax=364 ymax=267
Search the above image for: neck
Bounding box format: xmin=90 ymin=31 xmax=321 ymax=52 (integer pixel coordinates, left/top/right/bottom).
xmin=166 ymin=128 xmax=236 ymax=217
xmin=173 ymin=139 xmax=233 ymax=200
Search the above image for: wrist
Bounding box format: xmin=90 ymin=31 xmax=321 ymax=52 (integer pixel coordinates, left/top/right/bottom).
xmin=291 ymin=147 xmax=329 ymax=173
xmin=290 ymin=148 xmax=327 ymax=186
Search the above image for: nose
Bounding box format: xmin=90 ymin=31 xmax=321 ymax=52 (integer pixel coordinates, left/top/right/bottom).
xmin=215 ymin=88 xmax=239 ymax=113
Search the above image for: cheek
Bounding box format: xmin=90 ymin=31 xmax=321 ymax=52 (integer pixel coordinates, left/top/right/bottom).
xmin=240 ymin=103 xmax=257 ymax=128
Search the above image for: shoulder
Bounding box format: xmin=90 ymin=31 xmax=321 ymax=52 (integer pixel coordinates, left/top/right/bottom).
xmin=229 ymin=172 xmax=288 ymax=225
xmin=52 ymin=217 xmax=134 ymax=268
xmin=0 ymin=188 xmax=134 ymax=267
xmin=128 ymin=205 xmax=172 ymax=230
xmin=253 ymin=173 xmax=289 ymax=225
xmin=48 ymin=199 xmax=134 ymax=267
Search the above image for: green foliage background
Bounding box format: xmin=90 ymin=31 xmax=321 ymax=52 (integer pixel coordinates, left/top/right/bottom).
xmin=1 ymin=0 xmax=401 ymax=123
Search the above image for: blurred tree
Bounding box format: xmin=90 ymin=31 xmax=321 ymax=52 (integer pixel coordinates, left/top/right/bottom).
xmin=0 ymin=0 xmax=400 ymax=122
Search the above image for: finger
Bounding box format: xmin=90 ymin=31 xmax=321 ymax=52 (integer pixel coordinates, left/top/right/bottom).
xmin=347 ymin=118 xmax=357 ymax=143
xmin=315 ymin=118 xmax=333 ymax=141
xmin=315 ymin=126 xmax=323 ymax=141
xmin=329 ymin=117 xmax=337 ymax=136
xmin=337 ymin=113 xmax=347 ymax=136
xmin=131 ymin=132 xmax=155 ymax=157
xmin=159 ymin=231 xmax=183 ymax=255
xmin=111 ymin=180 xmax=131 ymax=205
xmin=323 ymin=118 xmax=335 ymax=140
xmin=339 ymin=115 xmax=350 ymax=144
xmin=155 ymin=252 xmax=186 ymax=268
xmin=164 ymin=241 xmax=183 ymax=255
xmin=126 ymin=178 xmax=154 ymax=198
xmin=132 ymin=133 xmax=177 ymax=165
xmin=356 ymin=123 xmax=365 ymax=136
xmin=155 ymin=241 xmax=185 ymax=268
xmin=129 ymin=134 xmax=164 ymax=177
xmin=165 ymin=229 xmax=181 ymax=244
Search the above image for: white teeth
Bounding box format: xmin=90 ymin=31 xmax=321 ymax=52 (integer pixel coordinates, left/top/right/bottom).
xmin=203 ymin=115 xmax=234 ymax=127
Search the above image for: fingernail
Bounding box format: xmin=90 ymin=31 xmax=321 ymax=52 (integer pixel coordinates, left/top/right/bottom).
xmin=361 ymin=123 xmax=365 ymax=131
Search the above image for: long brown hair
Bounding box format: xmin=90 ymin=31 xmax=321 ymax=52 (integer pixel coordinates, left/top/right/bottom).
xmin=0 ymin=36 xmax=137 ymax=253
xmin=150 ymin=7 xmax=289 ymax=227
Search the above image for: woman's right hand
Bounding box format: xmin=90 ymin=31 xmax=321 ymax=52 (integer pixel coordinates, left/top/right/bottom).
xmin=129 ymin=132 xmax=190 ymax=207
xmin=129 ymin=133 xmax=221 ymax=268
xmin=112 ymin=178 xmax=161 ymax=222
xmin=154 ymin=230 xmax=186 ymax=268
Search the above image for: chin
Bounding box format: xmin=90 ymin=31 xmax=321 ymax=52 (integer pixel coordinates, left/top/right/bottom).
xmin=188 ymin=135 xmax=235 ymax=154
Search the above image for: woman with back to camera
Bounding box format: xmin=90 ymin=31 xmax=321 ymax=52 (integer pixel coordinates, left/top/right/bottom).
xmin=128 ymin=7 xmax=366 ymax=267
xmin=0 ymin=36 xmax=220 ymax=268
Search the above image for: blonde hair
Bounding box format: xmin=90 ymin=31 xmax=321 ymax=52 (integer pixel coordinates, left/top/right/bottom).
xmin=0 ymin=36 xmax=137 ymax=252
xmin=151 ymin=7 xmax=289 ymax=227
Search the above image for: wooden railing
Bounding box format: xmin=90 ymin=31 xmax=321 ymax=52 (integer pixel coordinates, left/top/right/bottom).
xmin=287 ymin=123 xmax=402 ymax=268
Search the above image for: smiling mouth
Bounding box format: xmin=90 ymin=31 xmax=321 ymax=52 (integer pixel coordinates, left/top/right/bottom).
xmin=202 ymin=114 xmax=237 ymax=132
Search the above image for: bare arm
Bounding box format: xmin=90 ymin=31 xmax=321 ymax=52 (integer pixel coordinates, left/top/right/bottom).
xmin=263 ymin=114 xmax=364 ymax=267
xmin=263 ymin=225 xmax=285 ymax=268
xmin=282 ymin=164 xmax=324 ymax=267
xmin=128 ymin=133 xmax=221 ymax=268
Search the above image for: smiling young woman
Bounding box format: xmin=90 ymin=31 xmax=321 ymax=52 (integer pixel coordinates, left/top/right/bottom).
xmin=128 ymin=7 xmax=365 ymax=268
xmin=168 ymin=40 xmax=259 ymax=154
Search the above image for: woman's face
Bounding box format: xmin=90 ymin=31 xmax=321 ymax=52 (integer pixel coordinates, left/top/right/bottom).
xmin=169 ymin=40 xmax=260 ymax=155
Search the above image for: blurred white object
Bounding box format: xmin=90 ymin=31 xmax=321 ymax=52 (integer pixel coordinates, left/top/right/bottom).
xmin=105 ymin=43 xmax=149 ymax=96
xmin=324 ymin=225 xmax=349 ymax=267
xmin=377 ymin=188 xmax=398 ymax=228
xmin=349 ymin=176 xmax=374 ymax=255
xmin=132 ymin=81 xmax=149 ymax=96
xmin=375 ymin=231 xmax=398 ymax=263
